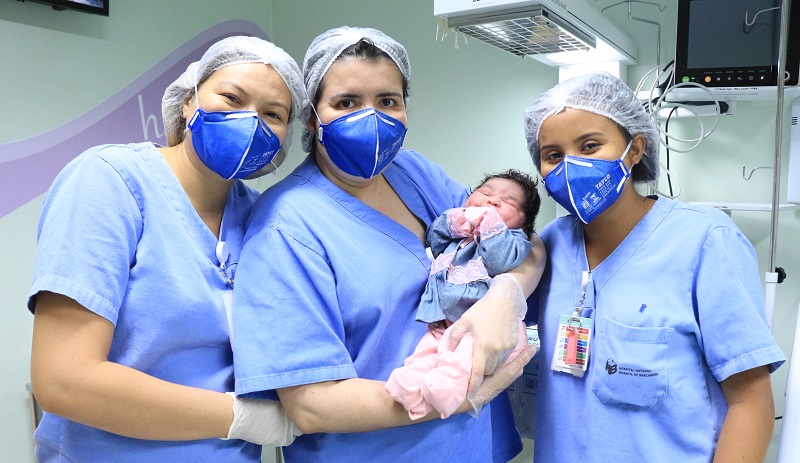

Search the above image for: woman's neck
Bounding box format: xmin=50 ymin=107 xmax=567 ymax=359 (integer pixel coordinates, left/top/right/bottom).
xmin=159 ymin=144 xmax=232 ymax=238
xmin=583 ymin=188 xmax=654 ymax=270
xmin=314 ymin=153 xmax=426 ymax=242
xmin=314 ymin=152 xmax=381 ymax=200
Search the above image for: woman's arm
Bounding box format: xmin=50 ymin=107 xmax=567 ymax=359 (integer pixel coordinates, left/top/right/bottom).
xmin=277 ymin=378 xmax=423 ymax=434
xmin=30 ymin=291 xmax=297 ymax=443
xmin=713 ymin=366 xmax=774 ymax=462
xmin=506 ymin=233 xmax=546 ymax=296
xmin=277 ymin=344 xmax=536 ymax=434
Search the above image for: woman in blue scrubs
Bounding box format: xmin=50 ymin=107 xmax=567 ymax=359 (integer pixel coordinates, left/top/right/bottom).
xmin=28 ymin=36 xmax=305 ymax=462
xmin=525 ymin=71 xmax=785 ymax=462
xmin=233 ymin=27 xmax=544 ymax=463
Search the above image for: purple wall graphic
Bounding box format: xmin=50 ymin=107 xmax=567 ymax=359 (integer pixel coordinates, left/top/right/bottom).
xmin=0 ymin=19 xmax=268 ymax=218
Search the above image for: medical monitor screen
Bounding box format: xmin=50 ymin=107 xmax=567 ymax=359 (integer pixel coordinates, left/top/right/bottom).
xmin=687 ymin=0 xmax=778 ymax=68
xmin=26 ymin=0 xmax=109 ymax=16
xmin=675 ymin=0 xmax=799 ymax=87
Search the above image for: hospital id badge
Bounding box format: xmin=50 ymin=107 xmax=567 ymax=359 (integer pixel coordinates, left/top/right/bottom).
xmin=551 ymin=314 xmax=593 ymax=377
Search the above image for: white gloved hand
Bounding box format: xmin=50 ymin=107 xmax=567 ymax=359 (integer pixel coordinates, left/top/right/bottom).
xmin=446 ymin=273 xmax=528 ymax=396
xmin=224 ymin=392 xmax=302 ymax=447
xmin=467 ymin=344 xmax=537 ymax=417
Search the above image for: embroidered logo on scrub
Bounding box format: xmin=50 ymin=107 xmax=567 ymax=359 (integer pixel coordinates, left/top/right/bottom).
xmin=604 ymin=358 xmax=658 ymax=378
xmin=605 ymin=358 xmax=618 ymax=375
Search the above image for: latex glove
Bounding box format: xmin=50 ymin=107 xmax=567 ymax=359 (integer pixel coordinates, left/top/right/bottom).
xmin=468 ymin=344 xmax=537 ymax=417
xmin=224 ymin=392 xmax=302 ymax=447
xmin=446 ymin=273 xmax=527 ymax=396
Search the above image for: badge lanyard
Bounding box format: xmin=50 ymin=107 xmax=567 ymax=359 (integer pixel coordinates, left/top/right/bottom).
xmin=551 ymin=270 xmax=594 ymax=378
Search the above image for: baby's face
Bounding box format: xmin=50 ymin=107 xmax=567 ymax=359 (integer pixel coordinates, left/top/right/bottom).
xmin=465 ymin=177 xmax=526 ymax=230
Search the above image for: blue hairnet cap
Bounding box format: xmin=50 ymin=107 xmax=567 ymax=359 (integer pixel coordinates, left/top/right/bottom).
xmin=300 ymin=26 xmax=411 ymax=152
xmin=162 ymin=36 xmax=305 ymax=176
xmin=523 ymin=71 xmax=660 ymax=182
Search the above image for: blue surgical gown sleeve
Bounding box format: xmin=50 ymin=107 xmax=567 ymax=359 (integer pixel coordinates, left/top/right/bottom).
xmin=29 ymin=146 xmax=139 ymax=323
xmin=233 ymin=219 xmax=357 ymax=394
xmin=694 ymin=225 xmax=785 ymax=380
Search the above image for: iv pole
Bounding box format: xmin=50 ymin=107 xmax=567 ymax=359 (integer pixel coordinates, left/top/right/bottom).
xmin=774 ymin=0 xmax=798 ymax=461
xmin=765 ymin=0 xmax=789 ymax=330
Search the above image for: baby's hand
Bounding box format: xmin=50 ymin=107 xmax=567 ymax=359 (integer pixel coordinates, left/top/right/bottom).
xmin=463 ymin=207 xmax=489 ymax=227
xmin=455 ymin=207 xmax=490 ymax=246
xmin=456 ymin=212 xmax=474 ymax=235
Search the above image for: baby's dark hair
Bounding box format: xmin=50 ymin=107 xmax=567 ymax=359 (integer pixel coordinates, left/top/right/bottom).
xmin=477 ymin=169 xmax=540 ymax=236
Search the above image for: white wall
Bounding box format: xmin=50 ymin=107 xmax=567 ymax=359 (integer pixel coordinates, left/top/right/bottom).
xmin=1 ymin=0 xmax=797 ymax=462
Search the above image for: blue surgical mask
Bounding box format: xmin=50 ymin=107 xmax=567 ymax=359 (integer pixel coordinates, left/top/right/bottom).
xmin=316 ymin=107 xmax=407 ymax=179
xmin=188 ymin=108 xmax=281 ymax=180
xmin=542 ymin=141 xmax=632 ymax=224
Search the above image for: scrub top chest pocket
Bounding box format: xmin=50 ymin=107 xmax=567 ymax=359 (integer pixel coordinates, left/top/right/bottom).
xmin=590 ymin=318 xmax=673 ymax=409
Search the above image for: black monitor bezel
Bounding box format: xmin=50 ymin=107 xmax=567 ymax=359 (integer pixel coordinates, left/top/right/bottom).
xmin=25 ymin=0 xmax=109 ymax=16
xmin=674 ymin=0 xmax=800 ymax=87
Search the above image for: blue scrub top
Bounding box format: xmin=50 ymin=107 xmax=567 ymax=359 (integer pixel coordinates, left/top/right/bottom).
xmin=233 ymin=150 xmax=522 ymax=463
xmin=529 ymin=197 xmax=785 ymax=462
xmin=28 ymin=143 xmax=261 ymax=463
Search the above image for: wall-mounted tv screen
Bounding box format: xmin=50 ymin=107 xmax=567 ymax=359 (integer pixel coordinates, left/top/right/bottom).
xmin=23 ymin=0 xmax=109 ymax=16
